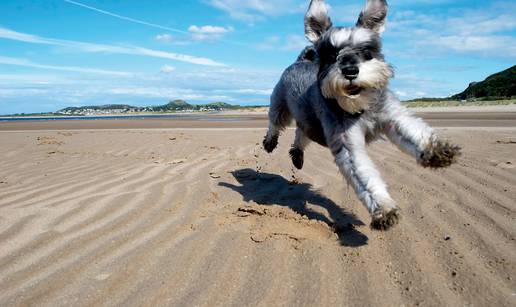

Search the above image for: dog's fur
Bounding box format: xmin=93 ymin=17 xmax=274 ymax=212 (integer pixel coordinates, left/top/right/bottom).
xmin=263 ymin=0 xmax=461 ymax=230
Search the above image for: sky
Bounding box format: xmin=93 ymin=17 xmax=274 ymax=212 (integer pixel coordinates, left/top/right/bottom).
xmin=0 ymin=0 xmax=515 ymax=114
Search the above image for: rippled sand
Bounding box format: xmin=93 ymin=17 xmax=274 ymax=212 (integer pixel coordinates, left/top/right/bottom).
xmin=0 ymin=127 xmax=515 ymax=306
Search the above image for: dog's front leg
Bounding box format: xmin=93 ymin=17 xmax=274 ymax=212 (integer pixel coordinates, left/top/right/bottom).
xmin=381 ymin=96 xmax=461 ymax=168
xmin=329 ymin=125 xmax=400 ymax=230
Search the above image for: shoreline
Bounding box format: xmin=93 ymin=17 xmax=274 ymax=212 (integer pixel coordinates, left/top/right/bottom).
xmin=1 ymin=107 xmax=515 ymax=131
xmin=1 ymin=104 xmax=515 ymax=121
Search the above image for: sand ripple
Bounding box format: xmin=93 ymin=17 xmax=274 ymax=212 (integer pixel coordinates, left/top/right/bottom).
xmin=0 ymin=129 xmax=515 ymax=306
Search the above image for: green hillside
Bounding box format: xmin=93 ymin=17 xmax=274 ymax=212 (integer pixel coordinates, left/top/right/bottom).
xmin=149 ymin=100 xmax=193 ymax=112
xmin=149 ymin=100 xmax=242 ymax=112
xmin=452 ymin=65 xmax=516 ymax=100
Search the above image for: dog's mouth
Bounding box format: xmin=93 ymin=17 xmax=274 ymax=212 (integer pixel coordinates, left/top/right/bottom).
xmin=343 ymin=84 xmax=363 ymax=98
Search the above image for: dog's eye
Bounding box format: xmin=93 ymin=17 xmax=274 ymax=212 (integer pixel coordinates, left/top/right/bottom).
xmin=320 ymin=52 xmax=337 ymax=64
xmin=363 ymin=51 xmax=373 ymax=61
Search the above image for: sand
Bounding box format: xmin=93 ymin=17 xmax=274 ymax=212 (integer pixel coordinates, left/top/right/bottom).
xmin=0 ymin=116 xmax=515 ymax=306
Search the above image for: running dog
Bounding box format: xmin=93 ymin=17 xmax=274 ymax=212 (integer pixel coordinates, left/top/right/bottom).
xmin=263 ymin=0 xmax=461 ymax=230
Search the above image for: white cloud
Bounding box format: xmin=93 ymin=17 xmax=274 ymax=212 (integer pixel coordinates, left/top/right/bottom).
xmin=0 ymin=27 xmax=226 ymax=66
xmin=160 ymin=65 xmax=175 ymax=73
xmin=188 ymin=25 xmax=234 ymax=41
xmin=389 ymin=0 xmax=454 ymax=4
xmin=65 ymin=1 xmax=246 ymax=46
xmin=0 ymin=74 xmax=68 ymax=84
xmin=189 ymin=25 xmax=232 ymax=34
xmin=0 ymin=55 xmax=131 ymax=76
xmin=0 ymin=86 xmax=232 ymax=103
xmin=430 ymin=35 xmax=516 ymax=55
xmin=390 ymin=72 xmax=455 ymax=100
xmin=205 ymin=0 xmax=447 ymax=23
xmin=206 ymin=0 xmax=305 ymax=22
xmin=0 ymin=65 xmax=281 ymax=114
xmin=395 ymin=90 xmax=408 ymax=98
xmin=256 ymin=35 xmax=308 ymax=51
xmin=155 ymin=34 xmax=173 ymax=42
xmin=204 ymin=0 xmax=454 ymax=24
xmin=387 ymin=4 xmax=516 ymax=58
xmin=284 ymin=35 xmax=309 ymax=51
xmin=103 ymin=87 xmax=232 ymax=101
xmin=446 ymin=14 xmax=516 ymax=36
xmin=217 ymin=88 xmax=273 ymax=95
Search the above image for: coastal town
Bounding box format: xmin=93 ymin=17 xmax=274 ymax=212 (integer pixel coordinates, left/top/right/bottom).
xmin=54 ymin=100 xmax=244 ymax=116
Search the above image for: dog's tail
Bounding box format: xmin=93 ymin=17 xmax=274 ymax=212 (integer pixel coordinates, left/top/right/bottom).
xmin=269 ymin=85 xmax=292 ymax=130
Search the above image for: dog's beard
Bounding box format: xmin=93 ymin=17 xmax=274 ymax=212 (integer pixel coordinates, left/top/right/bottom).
xmin=321 ymin=59 xmax=393 ymax=114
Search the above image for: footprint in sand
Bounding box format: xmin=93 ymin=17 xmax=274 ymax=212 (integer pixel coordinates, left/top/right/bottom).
xmin=95 ymin=273 xmax=111 ymax=281
xmin=234 ymin=205 xmax=339 ymax=247
xmin=37 ymin=136 xmax=64 ymax=146
xmin=496 ymin=161 xmax=515 ymax=169
xmin=169 ymin=159 xmax=187 ymax=165
xmin=495 ymin=140 xmax=516 ymax=144
xmin=210 ymin=172 xmax=221 ymax=179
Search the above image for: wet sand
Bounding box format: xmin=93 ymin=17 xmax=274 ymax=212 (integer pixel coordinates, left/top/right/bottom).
xmin=1 ymin=108 xmax=515 ymax=131
xmin=0 ymin=110 xmax=515 ymax=306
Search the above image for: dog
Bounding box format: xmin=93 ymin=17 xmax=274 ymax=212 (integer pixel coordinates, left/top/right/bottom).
xmin=263 ymin=0 xmax=461 ymax=230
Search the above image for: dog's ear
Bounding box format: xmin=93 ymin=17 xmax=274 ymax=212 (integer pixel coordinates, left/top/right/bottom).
xmin=356 ymin=0 xmax=388 ymax=34
xmin=304 ymin=0 xmax=332 ymax=43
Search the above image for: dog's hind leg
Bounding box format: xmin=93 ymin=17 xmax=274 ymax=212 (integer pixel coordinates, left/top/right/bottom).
xmin=380 ymin=95 xmax=461 ymax=168
xmin=263 ymin=122 xmax=281 ymax=153
xmin=289 ymin=128 xmax=310 ymax=169
xmin=329 ymin=124 xmax=400 ymax=230
xmin=263 ymin=89 xmax=291 ymax=153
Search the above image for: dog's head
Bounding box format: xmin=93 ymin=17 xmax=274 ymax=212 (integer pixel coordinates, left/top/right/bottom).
xmin=305 ymin=0 xmax=393 ymax=113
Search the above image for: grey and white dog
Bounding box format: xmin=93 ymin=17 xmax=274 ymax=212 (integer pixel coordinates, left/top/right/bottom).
xmin=263 ymin=0 xmax=461 ymax=230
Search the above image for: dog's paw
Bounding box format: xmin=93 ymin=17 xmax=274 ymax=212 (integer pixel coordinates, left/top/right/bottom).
xmin=289 ymin=147 xmax=304 ymax=169
xmin=371 ymin=208 xmax=401 ymax=231
xmin=263 ymin=134 xmax=279 ymax=153
xmin=420 ymin=140 xmax=461 ymax=169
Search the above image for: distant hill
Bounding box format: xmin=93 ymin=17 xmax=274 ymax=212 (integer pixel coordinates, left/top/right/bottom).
xmin=451 ymin=65 xmax=516 ymax=100
xmin=149 ymin=100 xmax=242 ymax=112
xmin=149 ymin=100 xmax=193 ymax=112
xmin=404 ymin=65 xmax=516 ymax=107
xmin=51 ymin=100 xmax=251 ymax=116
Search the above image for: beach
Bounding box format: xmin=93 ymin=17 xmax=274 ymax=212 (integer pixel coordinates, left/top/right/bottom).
xmin=0 ymin=108 xmax=515 ymax=306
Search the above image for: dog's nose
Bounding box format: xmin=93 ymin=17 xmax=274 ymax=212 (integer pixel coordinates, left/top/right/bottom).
xmin=342 ymin=66 xmax=359 ymax=80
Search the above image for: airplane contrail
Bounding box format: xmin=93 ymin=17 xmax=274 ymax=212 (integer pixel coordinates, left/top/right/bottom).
xmin=64 ymin=0 xmax=189 ymax=35
xmin=63 ymin=0 xmax=248 ymax=47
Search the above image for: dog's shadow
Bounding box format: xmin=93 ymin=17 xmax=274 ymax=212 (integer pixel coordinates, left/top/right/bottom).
xmin=219 ymin=168 xmax=368 ymax=247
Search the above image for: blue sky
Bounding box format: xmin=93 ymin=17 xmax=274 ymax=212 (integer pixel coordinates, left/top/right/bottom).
xmin=0 ymin=0 xmax=515 ymax=114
